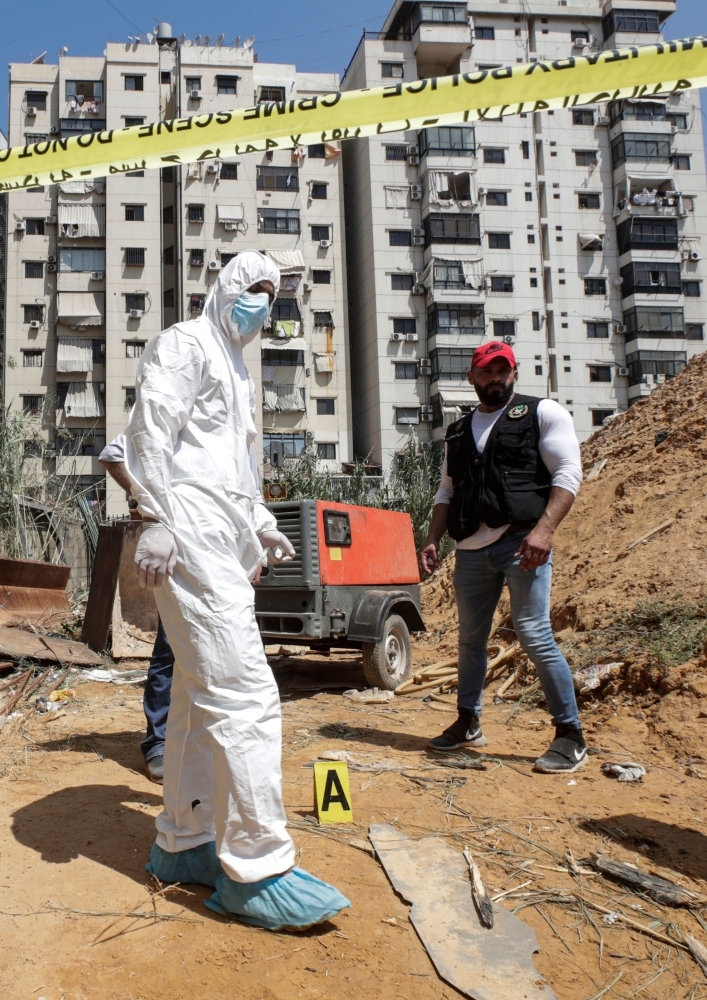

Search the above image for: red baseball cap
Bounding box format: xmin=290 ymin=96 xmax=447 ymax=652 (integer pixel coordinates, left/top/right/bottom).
xmin=471 ymin=340 xmax=517 ymax=369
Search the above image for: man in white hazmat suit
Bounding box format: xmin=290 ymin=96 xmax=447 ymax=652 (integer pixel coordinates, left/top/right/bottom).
xmin=124 ymin=250 xmax=351 ymax=929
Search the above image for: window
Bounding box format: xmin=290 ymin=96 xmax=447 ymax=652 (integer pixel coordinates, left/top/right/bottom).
xmin=256 ymin=165 xmax=299 ymax=191
xmin=486 ymin=191 xmax=508 ymax=207
xmin=160 ymin=71 xmax=171 ymax=85
xmin=571 ymin=30 xmax=590 ymax=43
xmin=493 ymin=320 xmax=516 ymax=339
xmin=187 ymin=204 xmax=204 ymax=224
xmin=610 ymin=100 xmax=666 ymax=124
xmin=125 ymin=340 xmax=146 ymax=358
xmin=522 ymin=140 xmax=530 ymax=159
xmin=617 ymin=217 xmax=679 ymax=253
xmin=24 ymin=261 xmax=43 ymax=279
xmin=262 ymin=350 xmax=305 ymax=369
xmin=220 ymin=162 xmax=238 ymax=180
xmin=125 ymin=294 xmax=146 ymax=312
xmin=314 ymin=311 xmax=334 ymax=327
xmin=23 ymin=304 xmax=44 ymax=323
xmin=216 ymin=75 xmax=239 ymax=95
xmin=430 ymin=348 xmax=475 ymax=380
xmin=674 ymin=155 xmax=691 ymax=171
xmin=395 ymin=407 xmax=420 ymax=425
xmin=24 ymin=133 xmax=48 ymax=143
xmin=22 ymin=351 xmax=43 ymax=368
xmin=188 ymin=294 xmax=205 ymax=314
xmin=60 ymin=118 xmax=106 ymax=138
xmin=603 ymin=9 xmax=663 ymax=35
xmin=186 ymin=248 xmax=203 ymax=269
xmin=259 ymin=86 xmax=286 ymax=102
xmin=589 ymin=365 xmax=612 ymax=382
xmin=483 ymin=148 xmax=506 ymax=164
xmin=125 ymin=204 xmax=145 ymax=221
xmin=393 ymin=318 xmax=416 ymax=335
xmin=575 ymin=150 xmax=598 ymax=167
xmin=418 ymin=127 xmax=475 ymax=157
xmin=163 ymin=288 xmax=174 ymax=309
xmin=385 ymin=144 xmax=409 ymax=161
xmin=525 ymin=191 xmax=533 ymax=202
xmin=620 ymin=262 xmax=681 ymax=295
xmin=683 ymin=281 xmax=701 ymax=297
xmin=317 ymin=443 xmax=337 ymax=460
xmin=626 ymin=349 xmax=686 ymax=386
xmin=271 ymin=298 xmax=302 ymax=322
xmin=532 ymin=312 xmax=541 ymax=331
xmin=687 ymin=324 xmax=704 ymax=341
xmin=124 ymin=387 xmax=136 ymax=410
xmin=66 ymin=80 xmax=104 ymax=102
xmin=527 ymin=234 xmax=536 ymax=244
xmin=258 ymin=209 xmax=300 ymax=234
xmin=124 ymin=114 xmax=145 ymax=126
xmin=425 ymin=213 xmax=481 ymax=246
xmin=125 ymin=247 xmax=145 ymax=266
xmin=579 ymin=193 xmax=601 ymax=209
xmin=392 ymin=273 xmax=414 ymax=290
xmin=414 ymin=3 xmax=467 ymax=27
xmin=534 ymin=365 xmax=542 ymax=375
xmin=59 ymin=248 xmax=106 ymax=273
xmin=316 ymin=398 xmax=336 ymax=415
xmin=25 ymin=90 xmax=47 ymax=110
xmin=611 ymin=132 xmax=672 ymax=167
xmin=592 ymin=409 xmax=614 ymax=427
xmin=476 ymin=26 xmax=495 ymax=39
xmin=572 ymin=109 xmax=595 ymax=126
xmin=124 ymin=75 xmax=144 ymax=91
xmin=311 ymin=225 xmax=330 ymax=242
xmin=488 ymin=232 xmax=511 ymax=249
xmin=530 ymin=277 xmax=538 ymax=287
xmin=584 ymin=278 xmax=607 ymax=295
xmin=432 ymin=261 xmax=464 ymax=289
xmin=264 ymin=433 xmax=306 ymax=463
xmin=185 ymin=77 xmax=202 ymax=91
xmin=389 ymin=230 xmax=413 ymax=247
xmin=428 ymin=303 xmax=485 ymax=336
xmin=24 ymin=218 xmax=44 ymax=236
xmin=308 ymin=144 xmax=326 ymax=158
xmin=220 ymin=253 xmax=238 ymax=268
xmin=313 ymin=270 xmax=331 ymax=284
xmin=586 ymin=322 xmax=609 ymax=338
xmin=395 ymin=363 xmax=418 ymax=379
xmin=490 ymin=276 xmax=513 ymax=292
xmin=22 ymin=395 xmax=43 ymax=413
xmin=382 ymin=63 xmax=404 ymax=78
xmin=624 ymin=307 xmax=684 ymax=337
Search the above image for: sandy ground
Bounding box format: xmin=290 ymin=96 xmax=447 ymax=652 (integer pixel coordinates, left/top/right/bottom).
xmin=2 ymin=653 xmax=707 ymax=1000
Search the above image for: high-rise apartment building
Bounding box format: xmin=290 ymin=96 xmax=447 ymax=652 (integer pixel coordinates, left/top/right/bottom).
xmin=342 ymin=0 xmax=705 ymax=468
xmin=5 ymin=29 xmax=352 ymax=515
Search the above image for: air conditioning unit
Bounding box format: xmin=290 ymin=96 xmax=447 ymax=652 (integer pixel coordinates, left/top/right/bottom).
xmin=26 ymin=107 xmax=37 ymax=117
xmin=503 ymin=335 xmax=516 ymax=345
xmin=205 ymin=162 xmax=219 ymax=173
xmin=617 ymin=366 xmax=628 ymax=376
xmin=46 ymin=215 xmax=57 ymax=225
xmin=90 ymin=270 xmax=105 ymax=280
xmin=412 ymin=283 xmax=426 ymax=294
xmin=47 ymin=255 xmax=55 ymax=263
xmin=50 ymin=126 xmax=59 ymax=134
xmin=598 ymin=116 xmax=611 ymax=126
xmin=302 ymin=281 xmax=313 ymax=292
xmin=390 ymin=332 xmax=405 ymax=342
xmin=412 ymin=226 xmax=425 ymax=246
xmin=223 ymin=222 xmax=238 ymax=231
xmin=614 ymin=322 xmax=627 ymax=334
xmin=690 ymin=251 xmax=701 ymax=261
xmin=410 ymin=183 xmax=422 ymax=200
xmin=319 ymin=239 xmax=332 ymax=248
xmin=207 ymin=260 xmax=221 ymax=271
xmin=405 ymin=332 xmax=419 ymax=342
xmin=129 ymin=308 xmax=144 ymax=319
xmin=420 ymin=405 xmax=434 ymax=421
xmin=655 ymin=373 xmax=666 ymax=383
xmin=46 ymin=262 xmax=56 ymax=272
xmin=15 ymin=222 xmax=26 ymax=232
xmin=190 ymin=89 xmax=203 ymax=100
xmin=681 ymin=250 xmax=691 ymax=260
xmin=306 ymin=430 xmax=315 ymax=441
xmin=419 ymin=359 xmax=432 ymax=374
xmin=28 ymin=320 xmax=41 ymax=330
xmin=407 ymin=152 xmax=419 ymax=166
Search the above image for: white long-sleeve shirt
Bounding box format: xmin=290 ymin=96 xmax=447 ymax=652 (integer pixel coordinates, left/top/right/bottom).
xmin=434 ymin=399 xmax=583 ymax=550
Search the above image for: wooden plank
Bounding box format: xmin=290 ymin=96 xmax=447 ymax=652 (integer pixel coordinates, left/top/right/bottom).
xmin=0 ymin=626 xmax=102 ymax=666
xmin=592 ymin=854 xmax=706 ymax=906
xmin=626 ymin=518 xmax=674 ymax=551
xmin=39 ymin=635 xmax=102 ymax=666
xmin=81 ymin=523 xmax=127 ymax=653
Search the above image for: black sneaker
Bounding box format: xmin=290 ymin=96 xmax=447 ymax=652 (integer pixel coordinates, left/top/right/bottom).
xmin=429 ymin=711 xmax=488 ymax=751
xmin=146 ymin=754 xmax=164 ymax=783
xmin=534 ymin=725 xmax=587 ymax=774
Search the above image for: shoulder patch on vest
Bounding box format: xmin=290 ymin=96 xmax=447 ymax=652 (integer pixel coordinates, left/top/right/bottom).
xmin=507 ymin=403 xmax=529 ymax=420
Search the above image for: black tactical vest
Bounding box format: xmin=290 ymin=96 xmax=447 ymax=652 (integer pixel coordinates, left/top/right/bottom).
xmin=445 ymin=394 xmax=552 ymax=543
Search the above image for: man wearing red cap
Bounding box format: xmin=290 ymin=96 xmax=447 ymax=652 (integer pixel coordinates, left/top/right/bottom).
xmin=420 ymin=341 xmax=585 ymax=773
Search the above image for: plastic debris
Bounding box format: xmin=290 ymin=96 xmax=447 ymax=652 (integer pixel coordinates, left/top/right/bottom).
xmin=601 ymin=761 xmax=646 ymax=782
xmin=35 ymin=696 xmax=64 ymax=713
xmin=573 ymin=662 xmax=624 ymax=694
xmin=81 ymin=668 xmax=147 ymax=685
xmin=49 ymin=688 xmax=76 ymax=702
xmin=602 ymin=911 xmax=621 ymax=926
xmin=342 ymin=688 xmax=394 ymax=704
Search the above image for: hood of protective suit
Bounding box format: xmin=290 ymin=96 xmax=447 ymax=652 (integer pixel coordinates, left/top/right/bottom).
xmin=203 ymin=250 xmax=280 ymax=347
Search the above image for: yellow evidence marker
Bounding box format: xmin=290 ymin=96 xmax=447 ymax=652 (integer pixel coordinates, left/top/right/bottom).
xmin=313 ymin=761 xmax=354 ymax=824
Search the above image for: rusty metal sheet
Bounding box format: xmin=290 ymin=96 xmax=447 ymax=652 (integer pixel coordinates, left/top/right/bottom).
xmin=369 ymin=824 xmax=556 ymax=1000
xmin=0 ymin=556 xmax=71 ymax=620
xmin=0 ymin=626 xmax=102 ymax=666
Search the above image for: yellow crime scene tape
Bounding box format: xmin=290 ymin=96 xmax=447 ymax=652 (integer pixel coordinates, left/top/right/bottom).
xmin=1 ymin=37 xmax=706 ymax=190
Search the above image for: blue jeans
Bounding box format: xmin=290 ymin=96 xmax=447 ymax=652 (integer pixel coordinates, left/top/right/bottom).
xmin=140 ymin=618 xmax=174 ymax=762
xmin=453 ymin=531 xmax=579 ymax=727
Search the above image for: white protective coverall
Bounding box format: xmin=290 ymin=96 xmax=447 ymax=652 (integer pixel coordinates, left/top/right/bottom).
xmin=124 ymin=252 xmax=296 ymax=883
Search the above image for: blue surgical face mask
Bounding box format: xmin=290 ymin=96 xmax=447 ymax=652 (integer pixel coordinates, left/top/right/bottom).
xmin=231 ymin=291 xmax=271 ymax=339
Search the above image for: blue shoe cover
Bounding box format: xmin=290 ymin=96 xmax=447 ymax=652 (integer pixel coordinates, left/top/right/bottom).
xmin=204 ymin=867 xmax=352 ymax=930
xmin=145 ymin=841 xmax=224 ymax=887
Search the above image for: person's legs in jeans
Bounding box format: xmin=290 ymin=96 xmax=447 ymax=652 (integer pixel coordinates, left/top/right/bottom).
xmin=141 ymin=617 xmax=175 ymax=763
xmin=453 ymin=549 xmax=506 ymax=718
xmin=491 ymin=532 xmax=579 ymax=728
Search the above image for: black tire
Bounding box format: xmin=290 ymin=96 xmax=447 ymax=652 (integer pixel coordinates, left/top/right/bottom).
xmin=362 ymin=614 xmax=412 ymax=691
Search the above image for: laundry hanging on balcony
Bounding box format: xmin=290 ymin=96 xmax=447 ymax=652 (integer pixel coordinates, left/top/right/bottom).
xmin=272 ymin=320 xmax=301 ymax=339
xmin=57 ymin=337 xmax=93 ymax=373
xmin=426 ymin=170 xmax=477 ymax=209
xmin=57 ymin=203 xmax=105 ymax=237
xmin=263 ymin=384 xmax=306 ymax=413
xmin=57 ymin=291 xmax=105 ymax=329
xmin=63 ymin=382 xmax=105 ymax=418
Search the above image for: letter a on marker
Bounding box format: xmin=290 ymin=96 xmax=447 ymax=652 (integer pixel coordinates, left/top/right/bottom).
xmin=313 ymin=761 xmax=354 ymax=824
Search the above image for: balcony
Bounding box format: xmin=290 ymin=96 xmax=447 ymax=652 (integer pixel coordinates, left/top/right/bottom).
xmin=383 ymin=3 xmax=471 ymax=75
xmin=424 ymin=213 xmax=480 ymax=247
xmin=428 ymin=302 xmax=485 ymax=339
xmin=617 ymin=217 xmax=679 ymax=254
xmin=620 ymin=262 xmax=682 ymax=297
xmin=615 ymin=176 xmax=681 ymax=219
xmin=263 ymin=384 xmax=306 ymax=413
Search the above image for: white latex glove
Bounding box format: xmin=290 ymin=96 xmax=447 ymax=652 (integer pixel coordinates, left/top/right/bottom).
xmin=134 ymin=521 xmax=178 ymax=590
xmin=257 ymin=529 xmax=296 ymax=565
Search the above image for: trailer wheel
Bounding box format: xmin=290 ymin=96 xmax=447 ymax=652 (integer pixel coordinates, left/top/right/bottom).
xmin=362 ymin=614 xmax=412 ymax=691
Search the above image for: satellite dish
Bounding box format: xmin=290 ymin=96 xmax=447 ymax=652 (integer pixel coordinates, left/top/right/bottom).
xmin=179 ymin=33 xmax=186 ymax=45
xmin=31 ymin=51 xmax=47 ymax=64
xmin=216 ymin=33 xmax=224 ymax=46
xmin=233 ymin=36 xmax=240 ymax=47
xmin=195 ymin=34 xmax=201 ymax=45
xmin=127 ymin=35 xmax=133 ymax=43
xmin=203 ymin=35 xmax=211 ymax=45
xmin=244 ymin=35 xmax=255 ymax=49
